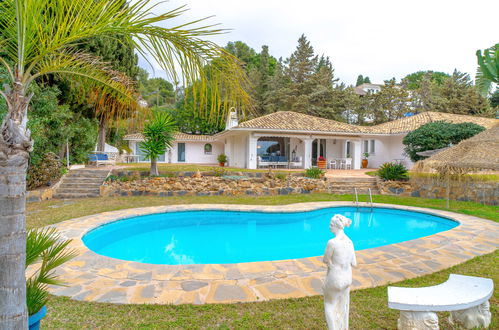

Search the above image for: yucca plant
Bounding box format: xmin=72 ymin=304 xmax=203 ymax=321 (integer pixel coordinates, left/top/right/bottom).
xmin=0 ymin=1 xmax=250 ymax=327
xmin=140 ymin=111 xmax=176 ymax=176
xmin=26 ymin=228 xmax=77 ymax=316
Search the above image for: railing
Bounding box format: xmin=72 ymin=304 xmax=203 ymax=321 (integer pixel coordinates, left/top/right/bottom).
xmin=368 ymin=188 xmax=373 ymax=211
xmin=354 ymin=188 xmax=359 ymax=208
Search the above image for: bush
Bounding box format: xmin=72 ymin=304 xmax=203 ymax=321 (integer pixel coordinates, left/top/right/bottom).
xmin=27 ymin=153 xmax=66 ymax=190
xmin=275 ymin=173 xmax=287 ymax=180
xmin=217 ymin=153 xmax=228 ymax=164
xmin=305 ymin=167 xmax=324 ymax=179
xmin=211 ymin=167 xmax=227 ymax=177
xmin=377 ymin=162 xmax=409 ymax=181
xmin=403 ymin=121 xmax=485 ymax=162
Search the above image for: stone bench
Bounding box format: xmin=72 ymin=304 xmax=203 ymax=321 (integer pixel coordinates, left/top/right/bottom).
xmin=388 ymin=274 xmax=493 ymax=329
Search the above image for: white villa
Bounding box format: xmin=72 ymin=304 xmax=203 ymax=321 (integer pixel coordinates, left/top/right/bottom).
xmin=124 ymin=111 xmax=498 ymax=170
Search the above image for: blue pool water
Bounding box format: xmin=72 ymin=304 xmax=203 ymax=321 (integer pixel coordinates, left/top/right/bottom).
xmin=82 ymin=207 xmax=458 ymax=265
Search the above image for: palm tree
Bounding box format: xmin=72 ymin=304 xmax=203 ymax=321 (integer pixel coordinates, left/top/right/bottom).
xmin=476 ymin=43 xmax=499 ymax=96
xmin=140 ymin=111 xmax=176 ymax=176
xmin=0 ymin=0 xmax=250 ymax=327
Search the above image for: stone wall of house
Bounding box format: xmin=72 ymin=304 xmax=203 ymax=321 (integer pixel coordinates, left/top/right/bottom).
xmin=101 ymin=175 xmax=330 ymax=198
xmin=377 ymin=177 xmax=499 ymax=205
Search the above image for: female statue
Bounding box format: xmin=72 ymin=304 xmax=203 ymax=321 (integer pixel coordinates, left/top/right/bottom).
xmin=323 ymin=214 xmax=357 ymax=330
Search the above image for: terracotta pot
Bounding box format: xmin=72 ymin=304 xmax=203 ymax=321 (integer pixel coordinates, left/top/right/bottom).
xmin=317 ymin=160 xmax=327 ymax=169
xmin=361 ymin=159 xmax=368 ymax=168
xmin=219 ymin=162 xmax=225 ymax=167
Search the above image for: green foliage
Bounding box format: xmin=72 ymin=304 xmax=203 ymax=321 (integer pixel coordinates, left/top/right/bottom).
xmin=476 ymin=43 xmax=499 ymax=96
xmin=217 ymin=153 xmax=228 ymax=164
xmin=377 ymin=162 xmax=409 ymax=181
xmin=304 ymin=167 xmax=324 ymax=179
xmin=403 ymin=121 xmax=486 ymax=162
xmin=275 ymin=173 xmax=287 ymax=180
xmin=27 ymin=153 xmax=65 ymax=190
xmin=26 ymin=228 xmax=76 ymax=315
xmin=138 ymin=68 xmax=175 ymax=108
xmin=140 ymin=112 xmax=176 ymax=160
xmin=211 ymin=167 xmax=227 ymax=177
xmin=105 ymin=174 xmax=136 ymax=182
xmin=355 ymin=75 xmax=364 ymax=86
xmin=490 ymin=88 xmax=499 ymax=108
xmin=402 ymin=71 xmax=450 ymax=90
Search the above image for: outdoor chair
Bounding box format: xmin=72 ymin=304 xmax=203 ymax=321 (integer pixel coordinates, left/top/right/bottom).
xmin=290 ymin=156 xmax=303 ymax=169
xmin=341 ymin=158 xmax=352 ymax=169
xmin=329 ymin=159 xmax=338 ymax=169
xmin=88 ymin=152 xmax=116 ymax=166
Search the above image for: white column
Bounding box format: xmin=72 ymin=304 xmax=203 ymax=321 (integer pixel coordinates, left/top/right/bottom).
xmin=247 ymin=134 xmax=258 ymax=169
xmin=303 ymin=138 xmax=313 ymax=169
xmin=225 ymin=138 xmax=232 ymax=167
xmin=353 ymin=139 xmax=362 ymax=169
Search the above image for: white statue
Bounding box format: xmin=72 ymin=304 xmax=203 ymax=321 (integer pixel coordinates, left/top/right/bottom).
xmin=398 ymin=311 xmax=439 ymax=330
xmin=323 ymin=214 xmax=357 ymax=330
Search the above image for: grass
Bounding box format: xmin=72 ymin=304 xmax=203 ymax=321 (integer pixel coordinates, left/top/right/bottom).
xmin=27 ymin=194 xmax=499 ymax=229
xmin=367 ymin=169 xmax=499 ymax=182
xmin=118 ymin=162 xmax=303 ymax=174
xmin=26 ymin=194 xmax=498 ymax=328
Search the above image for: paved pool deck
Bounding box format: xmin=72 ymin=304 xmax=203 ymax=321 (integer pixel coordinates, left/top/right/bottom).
xmin=44 ymin=202 xmax=499 ymax=305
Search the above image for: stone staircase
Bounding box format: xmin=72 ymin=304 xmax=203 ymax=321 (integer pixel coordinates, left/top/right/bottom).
xmin=328 ymin=177 xmax=379 ymax=195
xmin=54 ymin=169 xmax=110 ymax=199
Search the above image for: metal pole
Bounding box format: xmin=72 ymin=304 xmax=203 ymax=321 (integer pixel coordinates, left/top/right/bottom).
xmin=66 ymin=138 xmax=70 ymax=168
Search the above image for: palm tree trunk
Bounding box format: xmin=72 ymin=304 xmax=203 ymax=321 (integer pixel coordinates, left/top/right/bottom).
xmin=97 ymin=117 xmax=107 ymax=152
xmin=0 ymin=82 xmax=32 ymax=329
xmin=150 ymin=157 xmax=158 ymax=176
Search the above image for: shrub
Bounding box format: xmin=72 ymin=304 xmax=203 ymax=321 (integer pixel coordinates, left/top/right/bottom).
xmin=403 ymin=121 xmax=485 ymax=162
xmin=305 ymin=167 xmax=324 ymax=179
xmin=275 ymin=173 xmax=287 ymax=180
xmin=217 ymin=153 xmax=228 ymax=164
xmin=211 ymin=167 xmax=227 ymax=177
xmin=27 ymin=152 xmax=65 ymax=190
xmin=377 ymin=162 xmax=409 ymax=181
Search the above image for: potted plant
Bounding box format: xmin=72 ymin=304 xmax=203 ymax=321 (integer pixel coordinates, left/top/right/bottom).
xmin=217 ymin=153 xmax=228 ymax=167
xmin=317 ymin=156 xmax=327 ymax=169
xmin=362 ymin=152 xmax=369 ymax=168
xmin=26 ymin=228 xmax=76 ymax=330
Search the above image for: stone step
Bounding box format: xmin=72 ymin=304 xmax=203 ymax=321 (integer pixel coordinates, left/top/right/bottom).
xmin=66 ymin=173 xmax=109 ymax=179
xmin=53 ymin=192 xmax=100 ymax=199
xmin=56 ymin=187 xmax=101 ymax=194
xmin=62 ymin=177 xmax=107 ymax=183
xmin=58 ymin=182 xmax=103 ymax=188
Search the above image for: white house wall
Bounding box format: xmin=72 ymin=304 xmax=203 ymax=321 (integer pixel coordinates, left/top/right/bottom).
xmin=128 ymin=140 xmax=222 ymax=164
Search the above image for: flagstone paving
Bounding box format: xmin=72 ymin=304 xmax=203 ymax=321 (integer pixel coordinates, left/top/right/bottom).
xmin=44 ymin=202 xmax=499 ymax=304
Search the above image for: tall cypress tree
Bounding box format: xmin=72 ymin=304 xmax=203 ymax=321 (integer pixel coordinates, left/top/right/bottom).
xmin=355 ymin=75 xmax=364 ymax=86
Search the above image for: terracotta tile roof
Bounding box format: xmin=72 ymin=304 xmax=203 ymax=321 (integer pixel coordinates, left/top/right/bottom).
xmin=124 ymin=132 xmax=216 ymax=142
xmin=235 ymin=111 xmax=362 ymax=134
xmin=364 ymin=112 xmax=499 ymax=134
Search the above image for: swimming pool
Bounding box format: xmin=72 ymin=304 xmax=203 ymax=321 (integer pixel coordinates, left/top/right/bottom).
xmin=83 ymin=207 xmax=458 ymax=265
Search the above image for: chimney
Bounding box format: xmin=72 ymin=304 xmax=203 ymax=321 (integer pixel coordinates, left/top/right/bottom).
xmin=225 ymin=108 xmax=238 ymax=130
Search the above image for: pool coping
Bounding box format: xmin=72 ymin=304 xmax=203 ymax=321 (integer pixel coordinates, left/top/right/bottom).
xmin=44 ymin=202 xmax=499 ymax=305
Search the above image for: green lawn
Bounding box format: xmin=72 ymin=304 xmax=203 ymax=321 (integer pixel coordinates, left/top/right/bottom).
xmin=117 ymin=162 xmax=303 ymax=174
xmin=26 ymin=194 xmax=498 ymax=329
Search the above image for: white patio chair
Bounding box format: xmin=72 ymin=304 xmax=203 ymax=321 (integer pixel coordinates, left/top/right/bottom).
xmin=344 ymin=158 xmax=352 ymax=170
xmin=329 ymin=159 xmax=338 ymax=169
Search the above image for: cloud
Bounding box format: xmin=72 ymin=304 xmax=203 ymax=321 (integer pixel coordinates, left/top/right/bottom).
xmin=142 ymin=0 xmax=499 ymax=85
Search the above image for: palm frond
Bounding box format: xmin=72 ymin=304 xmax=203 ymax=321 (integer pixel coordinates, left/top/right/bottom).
xmin=1 ymin=0 xmax=252 ymax=121
xmin=476 ymin=43 xmax=499 ymax=96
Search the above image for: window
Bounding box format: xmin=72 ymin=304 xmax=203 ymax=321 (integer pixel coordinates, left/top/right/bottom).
xmin=345 ymin=141 xmax=351 ymax=157
xmin=204 ymin=143 xmax=212 ymax=155
xmin=363 ymin=140 xmax=369 ymax=153
xmin=370 ymin=140 xmax=376 ymax=154
xmin=177 ymin=143 xmax=185 ymax=162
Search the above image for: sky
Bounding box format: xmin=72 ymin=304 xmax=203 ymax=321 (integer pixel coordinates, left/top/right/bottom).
xmin=141 ymin=0 xmax=499 ymax=86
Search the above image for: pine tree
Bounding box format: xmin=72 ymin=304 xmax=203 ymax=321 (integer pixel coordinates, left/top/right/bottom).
xmin=287 ymin=34 xmax=317 ymax=84
xmin=355 ymin=75 xmax=364 ymax=86
xmin=363 ymin=76 xmax=371 ymax=84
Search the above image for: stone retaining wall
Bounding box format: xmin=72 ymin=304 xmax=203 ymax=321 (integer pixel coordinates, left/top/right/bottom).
xmin=377 ymin=177 xmax=499 ymax=205
xmin=101 ymin=174 xmax=330 ymax=198
xmin=26 ymin=173 xmax=66 ymax=202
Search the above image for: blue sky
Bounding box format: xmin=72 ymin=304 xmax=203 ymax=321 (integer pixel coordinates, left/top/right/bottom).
xmin=140 ymin=0 xmax=499 ymax=86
